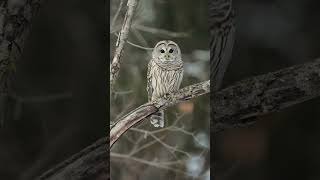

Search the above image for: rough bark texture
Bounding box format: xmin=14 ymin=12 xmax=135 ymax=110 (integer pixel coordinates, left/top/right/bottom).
xmin=38 ymin=138 xmax=109 ymax=180
xmin=0 ymin=0 xmax=43 ymax=123
xmin=110 ymin=80 xmax=210 ymax=147
xmin=213 ymin=59 xmax=320 ymax=131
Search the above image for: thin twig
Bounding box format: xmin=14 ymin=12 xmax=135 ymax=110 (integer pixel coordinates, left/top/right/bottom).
xmin=134 ymin=24 xmax=190 ymax=38
xmin=131 ymin=128 xmax=192 ymax=158
xmin=112 ymin=32 xmax=153 ymax=50
xmin=110 ymin=0 xmax=125 ymax=32
xmin=114 ymin=90 xmax=133 ymax=95
xmin=132 ymin=28 xmax=150 ymax=48
xmin=129 ymin=135 xmax=166 ymax=156
xmin=111 ymin=152 xmax=193 ymax=176
xmin=126 ymin=41 xmax=154 ymax=50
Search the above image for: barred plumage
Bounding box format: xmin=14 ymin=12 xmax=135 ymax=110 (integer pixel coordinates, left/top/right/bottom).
xmin=209 ymin=0 xmax=235 ymax=91
xmin=147 ymin=40 xmax=183 ymax=128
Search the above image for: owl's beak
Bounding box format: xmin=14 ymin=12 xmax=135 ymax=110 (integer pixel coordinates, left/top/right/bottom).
xmin=165 ymin=54 xmax=170 ymax=60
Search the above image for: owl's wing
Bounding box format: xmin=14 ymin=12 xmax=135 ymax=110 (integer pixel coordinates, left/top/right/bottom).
xmin=147 ymin=60 xmax=153 ymax=102
xmin=177 ymin=67 xmax=184 ymax=89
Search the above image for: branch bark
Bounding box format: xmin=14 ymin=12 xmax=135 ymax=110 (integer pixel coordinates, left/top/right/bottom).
xmin=213 ymin=58 xmax=320 ymax=132
xmin=110 ymin=0 xmax=138 ymax=90
xmin=110 ymin=80 xmax=210 ymax=147
xmin=37 ymin=138 xmax=109 ymax=180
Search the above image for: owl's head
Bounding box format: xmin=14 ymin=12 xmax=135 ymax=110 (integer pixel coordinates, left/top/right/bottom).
xmin=152 ymin=40 xmax=181 ymax=62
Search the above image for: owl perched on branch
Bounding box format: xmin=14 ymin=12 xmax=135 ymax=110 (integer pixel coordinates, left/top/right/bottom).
xmin=147 ymin=40 xmax=184 ymax=128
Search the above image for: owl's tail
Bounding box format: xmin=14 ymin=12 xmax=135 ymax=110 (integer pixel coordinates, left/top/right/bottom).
xmin=150 ymin=110 xmax=164 ymax=128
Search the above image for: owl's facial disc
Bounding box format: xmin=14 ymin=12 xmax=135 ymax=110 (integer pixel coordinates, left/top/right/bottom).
xmin=153 ymin=40 xmax=180 ymax=62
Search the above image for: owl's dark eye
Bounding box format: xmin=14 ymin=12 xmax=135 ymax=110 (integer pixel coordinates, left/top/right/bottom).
xmin=169 ymin=49 xmax=174 ymax=53
xmin=160 ymin=49 xmax=165 ymax=53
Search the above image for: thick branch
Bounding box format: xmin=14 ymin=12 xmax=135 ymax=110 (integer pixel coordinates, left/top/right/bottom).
xmin=110 ymin=80 xmax=210 ymax=147
xmin=213 ymin=58 xmax=320 ymax=131
xmin=37 ymin=138 xmax=109 ymax=180
xmin=110 ymin=0 xmax=138 ymax=90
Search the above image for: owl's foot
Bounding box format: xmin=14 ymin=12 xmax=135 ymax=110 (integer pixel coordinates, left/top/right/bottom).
xmin=163 ymin=93 xmax=170 ymax=99
xmin=150 ymin=118 xmax=159 ymax=127
xmin=150 ymin=110 xmax=164 ymax=128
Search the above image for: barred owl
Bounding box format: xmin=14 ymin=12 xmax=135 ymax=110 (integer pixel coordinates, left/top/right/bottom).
xmin=147 ymin=40 xmax=184 ymax=128
xmin=209 ymin=0 xmax=235 ymax=91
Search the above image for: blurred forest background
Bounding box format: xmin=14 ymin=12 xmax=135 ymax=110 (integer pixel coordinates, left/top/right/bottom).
xmin=110 ymin=0 xmax=210 ymax=179
xmin=0 ymin=0 xmax=106 ymax=179
xmin=214 ymin=0 xmax=320 ymax=180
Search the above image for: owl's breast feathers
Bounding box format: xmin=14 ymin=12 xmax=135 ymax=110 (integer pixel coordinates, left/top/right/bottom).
xmin=147 ymin=59 xmax=183 ymax=100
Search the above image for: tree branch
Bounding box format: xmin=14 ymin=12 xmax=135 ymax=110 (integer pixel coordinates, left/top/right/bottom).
xmin=110 ymin=80 xmax=210 ymax=147
xmin=133 ymin=24 xmax=190 ymax=38
xmin=110 ymin=0 xmax=138 ymax=90
xmin=213 ymin=58 xmax=320 ymax=132
xmin=37 ymin=138 xmax=109 ymax=180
